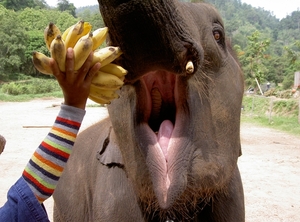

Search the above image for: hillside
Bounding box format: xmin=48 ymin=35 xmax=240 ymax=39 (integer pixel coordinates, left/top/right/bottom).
xmin=0 ymin=0 xmax=299 ymax=93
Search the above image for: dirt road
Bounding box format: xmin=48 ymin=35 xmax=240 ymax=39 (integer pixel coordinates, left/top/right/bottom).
xmin=0 ymin=99 xmax=299 ymax=221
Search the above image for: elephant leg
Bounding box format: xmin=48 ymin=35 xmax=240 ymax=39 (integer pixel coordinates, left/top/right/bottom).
xmin=197 ymin=166 xmax=245 ymax=222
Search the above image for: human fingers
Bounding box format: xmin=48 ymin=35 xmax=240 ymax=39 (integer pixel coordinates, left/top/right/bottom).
xmin=49 ymin=57 xmax=63 ymax=81
xmin=77 ymin=52 xmax=100 ymax=83
xmin=86 ymin=62 xmax=101 ymax=83
xmin=65 ymin=48 xmax=75 ymax=82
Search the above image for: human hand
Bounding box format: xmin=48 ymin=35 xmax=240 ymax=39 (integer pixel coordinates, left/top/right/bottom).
xmin=49 ymin=48 xmax=101 ymax=110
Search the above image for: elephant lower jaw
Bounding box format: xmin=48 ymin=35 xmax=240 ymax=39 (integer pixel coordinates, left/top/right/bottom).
xmin=139 ymin=122 xmax=188 ymax=210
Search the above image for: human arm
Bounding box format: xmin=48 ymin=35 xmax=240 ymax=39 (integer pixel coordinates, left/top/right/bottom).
xmin=0 ymin=48 xmax=100 ymax=221
xmin=22 ymin=48 xmax=100 ymax=202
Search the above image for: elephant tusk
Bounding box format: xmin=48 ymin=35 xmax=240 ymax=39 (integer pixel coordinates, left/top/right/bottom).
xmin=185 ymin=61 xmax=194 ymax=74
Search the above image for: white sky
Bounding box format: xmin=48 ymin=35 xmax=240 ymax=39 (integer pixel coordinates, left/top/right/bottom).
xmin=241 ymin=0 xmax=300 ymax=19
xmin=46 ymin=0 xmax=300 ymax=20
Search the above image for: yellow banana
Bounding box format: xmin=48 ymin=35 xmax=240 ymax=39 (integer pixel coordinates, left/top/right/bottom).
xmin=91 ymin=46 xmax=122 ymax=67
xmin=99 ymin=63 xmax=128 ymax=78
xmin=32 ymin=51 xmax=52 ymax=75
xmin=64 ymin=20 xmax=92 ymax=49
xmin=90 ymin=84 xmax=120 ymax=101
xmin=88 ymin=93 xmax=111 ymax=104
xmin=91 ymin=70 xmax=124 ymax=90
xmin=92 ymin=27 xmax=108 ymax=51
xmin=50 ymin=35 xmax=66 ymax=72
xmin=61 ymin=25 xmax=73 ymax=41
xmin=119 ymin=76 xmax=125 ymax=82
xmin=73 ymin=32 xmax=94 ymax=71
xmin=44 ymin=22 xmax=61 ymax=50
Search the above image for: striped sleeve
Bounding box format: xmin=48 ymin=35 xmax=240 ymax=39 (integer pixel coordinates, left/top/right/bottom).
xmin=22 ymin=104 xmax=85 ymax=203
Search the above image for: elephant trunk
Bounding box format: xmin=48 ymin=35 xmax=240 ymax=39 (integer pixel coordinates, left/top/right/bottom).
xmin=98 ymin=0 xmax=202 ymax=80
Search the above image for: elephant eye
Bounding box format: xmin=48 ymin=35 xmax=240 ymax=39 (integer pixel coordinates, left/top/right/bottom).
xmin=212 ymin=28 xmax=225 ymax=49
xmin=213 ymin=30 xmax=221 ymax=42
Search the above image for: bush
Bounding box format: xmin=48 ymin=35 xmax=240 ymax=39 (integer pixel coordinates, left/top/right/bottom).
xmin=242 ymin=95 xmax=300 ymax=135
xmin=1 ymin=79 xmax=60 ymax=95
xmin=264 ymin=88 xmax=293 ymax=99
xmin=242 ymin=95 xmax=298 ymax=118
xmin=273 ymin=100 xmax=298 ymax=117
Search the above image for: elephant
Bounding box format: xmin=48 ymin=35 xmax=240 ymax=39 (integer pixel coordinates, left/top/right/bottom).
xmin=53 ymin=0 xmax=245 ymax=221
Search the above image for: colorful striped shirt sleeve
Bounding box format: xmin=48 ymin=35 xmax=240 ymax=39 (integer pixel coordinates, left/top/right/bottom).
xmin=22 ymin=104 xmax=85 ymax=203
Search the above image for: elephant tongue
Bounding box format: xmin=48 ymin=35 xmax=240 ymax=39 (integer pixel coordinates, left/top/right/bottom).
xmin=157 ymin=120 xmax=174 ymax=161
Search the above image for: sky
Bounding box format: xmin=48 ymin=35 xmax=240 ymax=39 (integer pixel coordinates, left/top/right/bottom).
xmin=241 ymin=0 xmax=300 ymax=19
xmin=46 ymin=0 xmax=300 ymax=20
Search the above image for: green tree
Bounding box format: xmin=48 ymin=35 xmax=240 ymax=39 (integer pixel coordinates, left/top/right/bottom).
xmin=0 ymin=5 xmax=80 ymax=80
xmin=33 ymin=0 xmax=48 ymax=9
xmin=17 ymin=8 xmax=50 ymax=31
xmin=282 ymin=41 xmax=300 ymax=90
xmin=24 ymin=30 xmax=48 ymax=76
xmin=15 ymin=8 xmax=77 ymax=76
xmin=0 ymin=0 xmax=47 ymax=10
xmin=238 ymin=30 xmax=270 ymax=92
xmin=57 ymin=0 xmax=76 ymax=17
xmin=77 ymin=9 xmax=105 ymax=31
xmin=0 ymin=5 xmax=27 ymax=80
xmin=284 ymin=41 xmax=300 ymax=68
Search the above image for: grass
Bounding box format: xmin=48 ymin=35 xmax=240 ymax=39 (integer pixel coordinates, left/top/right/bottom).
xmin=0 ymin=78 xmax=62 ymax=101
xmin=241 ymin=115 xmax=300 ymax=136
xmin=0 ymin=91 xmax=63 ymax=102
xmin=0 ymin=78 xmax=103 ymax=107
xmin=242 ymin=95 xmax=300 ymax=136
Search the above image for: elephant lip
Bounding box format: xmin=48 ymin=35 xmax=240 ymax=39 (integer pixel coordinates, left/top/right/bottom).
xmin=137 ymin=70 xmax=188 ymax=209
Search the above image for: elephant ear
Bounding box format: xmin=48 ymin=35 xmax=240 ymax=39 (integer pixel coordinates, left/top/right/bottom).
xmin=97 ymin=127 xmax=124 ymax=167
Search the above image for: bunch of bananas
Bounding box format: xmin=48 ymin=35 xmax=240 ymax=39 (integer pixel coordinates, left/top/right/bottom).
xmin=32 ymin=20 xmax=127 ymax=104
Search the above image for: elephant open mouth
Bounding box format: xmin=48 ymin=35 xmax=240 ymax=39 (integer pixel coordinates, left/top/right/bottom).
xmin=139 ymin=70 xmax=178 ymax=179
xmin=131 ymin=66 xmax=193 ymax=209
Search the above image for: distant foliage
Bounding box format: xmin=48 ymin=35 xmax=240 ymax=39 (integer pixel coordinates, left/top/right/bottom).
xmin=0 ymin=0 xmax=48 ymax=11
xmin=243 ymin=95 xmax=298 ymax=118
xmin=264 ymin=88 xmax=294 ymax=99
xmin=57 ymin=0 xmax=76 ymax=17
xmin=0 ymin=0 xmax=299 ymax=95
xmin=1 ymin=79 xmax=60 ymax=95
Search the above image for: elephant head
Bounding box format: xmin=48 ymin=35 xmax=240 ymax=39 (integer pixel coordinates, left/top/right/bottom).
xmin=98 ymin=0 xmax=244 ymax=218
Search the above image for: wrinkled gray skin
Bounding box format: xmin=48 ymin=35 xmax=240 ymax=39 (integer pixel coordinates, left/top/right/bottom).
xmin=53 ymin=1 xmax=245 ymax=221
